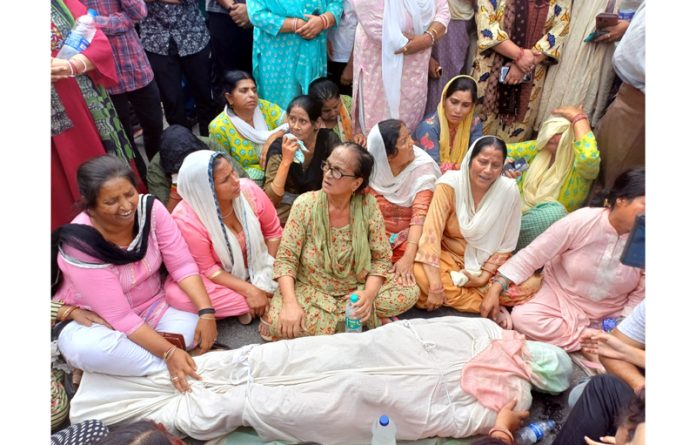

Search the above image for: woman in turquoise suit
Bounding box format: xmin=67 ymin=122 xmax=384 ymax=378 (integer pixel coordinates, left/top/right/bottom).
xmin=247 ymin=0 xmax=343 ymax=109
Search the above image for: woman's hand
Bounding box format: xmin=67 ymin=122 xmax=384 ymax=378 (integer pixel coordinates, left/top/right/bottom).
xmin=462 ymin=270 xmax=490 ymax=288
xmin=502 ymin=157 xmax=523 ymax=179
xmin=552 ymin=105 xmax=584 ymax=121
xmin=495 ymin=399 xmax=529 ymax=433
xmin=345 ymin=289 xmax=376 ymax=322
xmin=297 ymin=14 xmax=323 ymax=40
xmin=428 ymin=57 xmax=442 ymax=79
xmin=391 ymin=256 xmax=416 ymax=286
xmin=194 ymin=316 xmax=217 ymax=353
xmin=165 ymin=348 xmax=202 ymax=393
xmin=51 ymin=57 xmax=73 ymax=83
xmin=581 ymin=331 xmax=634 ymax=361
xmin=352 ymin=133 xmax=367 ymax=147
xmin=340 ymin=62 xmax=353 ymax=86
xmin=394 ymin=33 xmax=431 ymax=55
xmin=424 ymin=285 xmax=445 ymax=311
xmin=280 ymin=135 xmax=300 ymax=165
xmin=229 ymin=3 xmax=250 ymax=28
xmin=515 ymin=48 xmax=536 ymax=73
xmin=503 ymin=63 xmax=526 ymax=85
xmin=480 ymin=282 xmax=503 ymax=320
xmin=245 ymin=284 xmax=272 ymax=318
xmin=584 ymin=436 xmax=616 ymax=445
xmin=71 ymin=308 xmax=113 ymax=329
xmin=279 ymin=301 xmax=305 ymax=338
xmin=593 ymin=20 xmax=630 ymax=44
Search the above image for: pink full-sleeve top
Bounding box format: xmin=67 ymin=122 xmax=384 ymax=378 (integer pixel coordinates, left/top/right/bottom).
xmin=53 ymin=199 xmax=200 ymax=335
xmin=498 ymin=207 xmax=644 ymax=319
xmin=171 ymin=178 xmax=283 ymax=278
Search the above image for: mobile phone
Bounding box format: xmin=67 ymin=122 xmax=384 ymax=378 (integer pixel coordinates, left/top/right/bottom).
xmin=502 ymin=157 xmax=529 ymax=174
xmin=499 ymin=66 xmax=532 ymax=83
xmin=620 ymin=214 xmax=645 ymax=269
xmin=596 ymin=12 xmax=619 ymax=30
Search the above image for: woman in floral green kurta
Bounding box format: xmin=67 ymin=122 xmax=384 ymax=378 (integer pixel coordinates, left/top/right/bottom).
xmin=261 ymin=145 xmax=419 ymax=339
xmin=471 ymin=0 xmax=571 ymax=142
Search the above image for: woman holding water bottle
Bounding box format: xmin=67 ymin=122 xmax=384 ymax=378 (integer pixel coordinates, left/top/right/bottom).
xmin=259 ymin=143 xmax=419 ymax=340
xmin=51 ymin=0 xmax=138 ymax=230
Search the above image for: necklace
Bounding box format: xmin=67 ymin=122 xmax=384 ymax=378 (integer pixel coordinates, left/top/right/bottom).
xmin=220 ymin=206 xmax=234 ymax=219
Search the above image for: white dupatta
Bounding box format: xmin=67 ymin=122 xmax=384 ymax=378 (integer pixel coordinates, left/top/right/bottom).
xmin=177 ymin=151 xmax=277 ymax=293
xmin=437 ymin=138 xmax=521 ymax=271
xmin=367 ymin=124 xmax=440 ymax=206
xmin=382 ymin=0 xmax=435 ymax=118
xmin=226 ymin=105 xmax=289 ymax=154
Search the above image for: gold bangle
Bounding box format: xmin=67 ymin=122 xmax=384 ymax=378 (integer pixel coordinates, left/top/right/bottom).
xmin=488 ymin=426 xmax=514 ymax=444
xmin=61 ymin=306 xmax=77 ymax=322
xmin=199 ymin=315 xmax=216 ymax=321
xmin=209 ymin=269 xmax=223 ymax=279
xmin=163 ymin=346 xmax=177 ymax=362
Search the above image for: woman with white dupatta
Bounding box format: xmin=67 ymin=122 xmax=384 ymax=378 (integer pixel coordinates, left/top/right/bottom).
xmin=164 ymin=151 xmax=283 ymax=323
xmin=351 ymin=0 xmax=450 ymax=136
xmin=365 ymin=119 xmax=440 ymax=286
xmin=208 ymin=71 xmax=288 ymax=186
xmin=413 ymin=136 xmax=521 ymax=321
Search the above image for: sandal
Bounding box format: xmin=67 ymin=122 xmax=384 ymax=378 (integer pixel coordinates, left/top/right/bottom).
xmin=258 ymin=318 xmax=274 ymax=342
xmin=238 ymin=312 xmax=253 ymax=325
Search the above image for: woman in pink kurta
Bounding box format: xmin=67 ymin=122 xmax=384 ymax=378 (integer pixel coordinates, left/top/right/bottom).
xmin=351 ymin=0 xmax=450 ymax=136
xmin=165 ymin=151 xmax=283 ymax=321
xmin=481 ymin=169 xmax=646 ymax=352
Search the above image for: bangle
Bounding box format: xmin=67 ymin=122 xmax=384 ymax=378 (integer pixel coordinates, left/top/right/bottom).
xmin=61 ymin=306 xmax=77 ymax=322
xmin=66 ymin=60 xmax=75 ymax=77
xmin=570 ymin=113 xmax=589 ymax=126
xmin=481 ymin=267 xmax=497 ymax=275
xmin=209 ymin=269 xmax=223 ymax=279
xmin=199 ymin=314 xmax=216 ymax=321
xmin=514 ymin=47 xmax=526 ymax=64
xmin=406 ymin=240 xmax=418 ymax=246
xmin=293 ymin=17 xmax=298 ymax=33
xmin=198 ymin=307 xmax=216 ymax=316
xmin=488 ymin=426 xmax=514 ymax=445
xmin=425 ymin=29 xmax=436 ymax=46
xmin=163 ymin=346 xmax=177 ymax=362
xmin=492 ymin=274 xmax=511 ymax=292
xmin=320 ymin=13 xmax=329 ymax=30
xmin=73 ymin=57 xmax=88 ymax=74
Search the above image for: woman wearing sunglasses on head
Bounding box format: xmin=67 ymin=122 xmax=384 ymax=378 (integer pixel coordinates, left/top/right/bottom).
xmin=259 ymin=143 xmax=419 ymax=340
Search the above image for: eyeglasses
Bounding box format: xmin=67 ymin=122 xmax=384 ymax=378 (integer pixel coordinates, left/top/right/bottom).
xmin=320 ymin=160 xmax=357 ymax=180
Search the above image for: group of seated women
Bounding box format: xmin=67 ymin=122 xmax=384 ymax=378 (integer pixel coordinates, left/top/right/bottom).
xmin=51 ymin=70 xmax=644 ymax=440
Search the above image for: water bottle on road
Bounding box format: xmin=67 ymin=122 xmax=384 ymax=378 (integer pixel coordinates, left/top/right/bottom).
xmin=371 ymin=415 xmax=397 ymax=445
xmin=515 ymin=420 xmax=556 ymax=445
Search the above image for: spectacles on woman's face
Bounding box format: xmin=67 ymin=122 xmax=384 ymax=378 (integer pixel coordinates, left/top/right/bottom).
xmin=321 ymin=160 xmax=357 ymax=180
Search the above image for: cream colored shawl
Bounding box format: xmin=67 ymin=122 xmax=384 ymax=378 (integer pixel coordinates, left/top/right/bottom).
xmin=437 ymin=138 xmax=521 ymax=271
xmin=521 ymin=117 xmax=574 ymax=212
xmin=177 ymin=151 xmax=277 ymax=293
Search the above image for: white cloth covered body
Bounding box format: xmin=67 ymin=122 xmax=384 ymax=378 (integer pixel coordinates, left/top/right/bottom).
xmin=70 ymin=317 xmax=534 ymax=443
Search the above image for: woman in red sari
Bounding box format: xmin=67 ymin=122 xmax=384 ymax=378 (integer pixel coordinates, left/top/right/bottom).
xmin=51 ymin=0 xmax=138 ymax=229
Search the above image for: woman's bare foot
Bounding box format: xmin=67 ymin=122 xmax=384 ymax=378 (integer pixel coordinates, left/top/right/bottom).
xmin=238 ymin=312 xmax=253 ymax=325
xmin=258 ymin=318 xmax=274 ymax=341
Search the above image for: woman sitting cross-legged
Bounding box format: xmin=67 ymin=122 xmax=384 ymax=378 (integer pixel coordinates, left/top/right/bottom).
xmin=413 ymin=75 xmax=483 ymax=173
xmin=480 ymin=168 xmax=645 ymax=352
xmin=263 ymin=95 xmax=341 ymax=225
xmin=505 ymin=105 xmax=601 ymax=251
xmin=260 ymin=143 xmax=420 ymax=340
xmin=413 ymin=136 xmax=522 ymax=318
xmin=365 ymin=119 xmax=441 ymax=287
xmin=52 ymin=156 xmax=217 ymax=393
xmin=164 ymin=151 xmax=283 ymax=324
xmin=208 ymin=70 xmax=288 ymax=186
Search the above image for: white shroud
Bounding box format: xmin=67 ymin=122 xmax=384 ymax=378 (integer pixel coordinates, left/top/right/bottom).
xmin=69 ymin=317 xmax=533 ymax=444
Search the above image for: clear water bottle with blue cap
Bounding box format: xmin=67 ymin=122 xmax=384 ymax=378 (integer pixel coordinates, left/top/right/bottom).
xmin=618 ymin=0 xmax=641 ymax=21
xmin=345 ymin=293 xmax=362 ymax=333
xmin=371 ymin=415 xmax=397 ymax=445
xmin=515 ymin=420 xmax=556 ymax=445
xmin=56 ymin=9 xmax=99 ymax=60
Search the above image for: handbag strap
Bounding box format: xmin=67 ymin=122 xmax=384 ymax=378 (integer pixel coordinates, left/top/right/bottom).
xmin=605 ymin=0 xmax=616 ymax=13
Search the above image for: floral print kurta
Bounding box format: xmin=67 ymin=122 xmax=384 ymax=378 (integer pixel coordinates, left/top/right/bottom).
xmin=471 ymin=0 xmax=571 ymax=142
xmin=265 ymin=191 xmax=419 ymax=337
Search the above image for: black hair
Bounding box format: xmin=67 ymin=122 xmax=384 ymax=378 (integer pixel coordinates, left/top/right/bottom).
xmin=77 ymin=155 xmax=136 ymax=210
xmin=220 ymin=70 xmax=255 ymax=107
xmin=96 ymin=420 xmax=183 ymax=445
xmin=287 ymin=95 xmax=323 ymax=123
xmin=332 ymin=142 xmax=373 ymax=193
xmin=159 ymin=125 xmax=209 ymax=175
xmin=617 ymin=387 xmax=645 ymax=442
xmin=588 ymin=168 xmax=645 ymax=208
xmin=308 ymin=77 xmax=340 ymax=103
xmin=444 ymin=76 xmax=478 ymax=101
xmin=377 ymin=119 xmax=404 ymax=157
xmin=468 ymin=136 xmax=507 ymax=166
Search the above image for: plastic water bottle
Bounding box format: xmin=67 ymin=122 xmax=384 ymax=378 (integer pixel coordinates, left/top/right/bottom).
xmin=345 ymin=294 xmax=362 ymax=333
xmin=371 ymin=415 xmax=397 ymax=445
xmin=618 ymin=0 xmax=641 ymax=21
xmin=515 ymin=420 xmax=556 ymax=445
xmin=56 ymin=9 xmax=99 ymax=60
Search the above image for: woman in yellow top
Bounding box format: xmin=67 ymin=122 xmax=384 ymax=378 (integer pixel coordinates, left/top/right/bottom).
xmin=505 ymin=105 xmax=600 ymax=250
xmin=208 ymin=70 xmax=288 ymax=185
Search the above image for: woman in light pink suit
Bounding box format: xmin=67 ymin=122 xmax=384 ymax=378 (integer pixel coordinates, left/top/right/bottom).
xmin=165 ymin=151 xmax=282 ymax=323
xmin=351 ymin=0 xmax=450 ymax=137
xmin=481 ymin=169 xmax=645 ymax=352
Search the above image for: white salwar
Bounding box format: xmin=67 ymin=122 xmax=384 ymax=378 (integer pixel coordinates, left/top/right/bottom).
xmin=70 ymin=317 xmax=538 ymax=443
